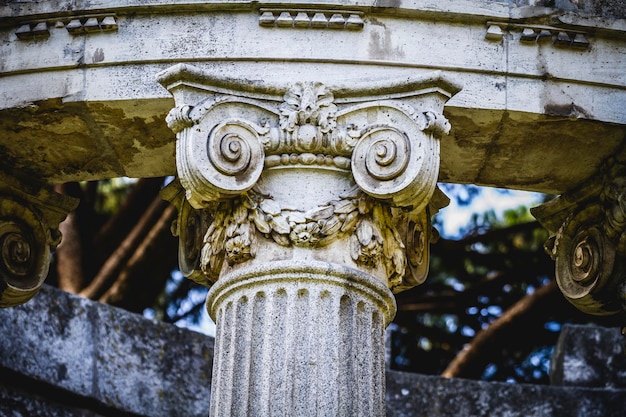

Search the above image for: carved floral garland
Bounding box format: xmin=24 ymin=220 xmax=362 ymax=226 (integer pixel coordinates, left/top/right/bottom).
xmin=199 ymin=185 xmax=407 ymax=287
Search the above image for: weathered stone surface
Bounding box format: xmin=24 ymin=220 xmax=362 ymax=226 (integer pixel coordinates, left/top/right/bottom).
xmin=1 ymin=0 xmax=624 ymax=196
xmin=553 ymin=0 xmax=626 ymax=18
xmin=161 ymin=65 xmax=455 ymax=415
xmin=386 ymin=370 xmax=626 ymax=417
xmin=0 ymin=285 xmax=214 ymax=417
xmin=206 ymin=261 xmax=396 ymax=416
xmin=160 ymin=66 xmax=454 ymax=291
xmin=0 ymin=364 xmax=132 ymax=417
xmin=1 ymin=1 xmax=626 ymax=416
xmin=531 ymin=160 xmax=626 ymax=317
xmin=1 ymin=285 xmax=625 ymax=416
xmin=0 ymin=383 xmax=106 ymax=417
xmin=0 ymin=174 xmax=77 ymax=308
xmin=551 ymin=324 xmax=626 ymax=389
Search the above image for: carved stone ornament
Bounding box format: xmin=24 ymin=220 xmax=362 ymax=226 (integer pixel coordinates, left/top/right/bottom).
xmin=164 ymin=178 xmax=447 ymax=292
xmin=0 ymin=174 xmax=77 ymax=307
xmin=531 ymin=159 xmax=626 ymax=316
xmin=158 ymin=64 xmax=459 ymax=292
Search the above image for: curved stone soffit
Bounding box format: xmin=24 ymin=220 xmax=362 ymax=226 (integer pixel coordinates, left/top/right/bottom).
xmin=532 ymin=157 xmax=626 ymax=317
xmin=159 ymin=64 xmax=460 ymax=293
xmin=0 ymin=175 xmax=78 ymax=308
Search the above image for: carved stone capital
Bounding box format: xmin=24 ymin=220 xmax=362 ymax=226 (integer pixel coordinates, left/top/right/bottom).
xmin=159 ymin=64 xmax=459 ymax=293
xmin=0 ymin=175 xmax=78 ymax=307
xmin=531 ymin=159 xmax=626 ymax=317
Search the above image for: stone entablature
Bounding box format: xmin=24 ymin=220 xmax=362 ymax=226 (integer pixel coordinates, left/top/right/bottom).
xmin=1 ymin=0 xmax=624 ymax=195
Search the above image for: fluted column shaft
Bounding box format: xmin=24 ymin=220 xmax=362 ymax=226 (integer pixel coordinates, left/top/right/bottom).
xmin=206 ymin=261 xmax=395 ymax=417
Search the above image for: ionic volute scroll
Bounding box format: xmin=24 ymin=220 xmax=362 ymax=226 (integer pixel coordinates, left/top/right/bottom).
xmin=0 ymin=175 xmax=78 ymax=308
xmin=348 ymin=105 xmax=449 ymax=212
xmin=168 ymin=112 xmax=268 ymax=208
xmin=532 ymin=159 xmax=626 ymax=317
xmin=161 ymin=179 xmax=215 ymax=286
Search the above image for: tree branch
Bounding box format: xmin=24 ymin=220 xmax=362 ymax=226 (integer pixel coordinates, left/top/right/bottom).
xmin=98 ymin=204 xmax=178 ymax=312
xmin=79 ymin=196 xmax=169 ymax=300
xmin=441 ymin=279 xmax=558 ymax=379
xmin=93 ymin=177 xmax=165 ymax=265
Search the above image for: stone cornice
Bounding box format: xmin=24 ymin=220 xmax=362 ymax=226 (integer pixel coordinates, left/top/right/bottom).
xmin=0 ymin=1 xmax=515 ymax=23
xmin=156 ymin=63 xmax=462 ymax=104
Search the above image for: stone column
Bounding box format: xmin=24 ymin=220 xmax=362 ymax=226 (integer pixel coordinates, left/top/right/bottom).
xmin=207 ymin=261 xmax=393 ymax=416
xmin=159 ymin=64 xmax=460 ymax=416
xmin=0 ymin=174 xmax=77 ymax=308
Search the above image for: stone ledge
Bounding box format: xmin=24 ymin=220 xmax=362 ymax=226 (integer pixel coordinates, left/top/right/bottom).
xmin=2 ymin=1 xmax=625 ymax=24
xmin=0 ymin=385 xmax=106 ymax=417
xmin=1 ymin=284 xmax=625 ymax=416
xmin=386 ymin=371 xmax=626 ymax=417
xmin=0 ymin=366 xmax=124 ymax=417
xmin=0 ymin=285 xmax=213 ymax=417
xmin=551 ymin=323 xmax=626 ymax=389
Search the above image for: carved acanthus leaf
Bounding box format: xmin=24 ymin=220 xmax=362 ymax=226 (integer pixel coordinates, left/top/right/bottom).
xmin=183 ymin=182 xmax=438 ymax=291
xmin=279 ymin=81 xmax=337 ymax=137
xmin=261 ymin=81 xmax=358 ymax=170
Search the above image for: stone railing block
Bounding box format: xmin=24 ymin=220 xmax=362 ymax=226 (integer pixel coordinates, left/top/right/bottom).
xmin=551 ymin=324 xmax=626 ymax=389
xmin=0 ymin=285 xmax=213 ymax=417
xmin=386 ymin=370 xmax=626 ymax=417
